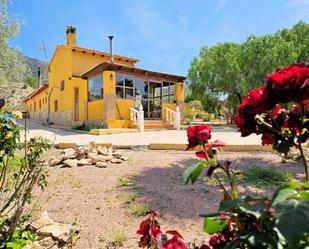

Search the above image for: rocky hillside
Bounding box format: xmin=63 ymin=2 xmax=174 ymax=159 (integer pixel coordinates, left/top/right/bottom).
xmin=0 ymin=83 xmax=34 ymax=111
xmin=0 ymin=52 xmax=47 ymax=111
xmin=20 ymin=52 xmax=48 ymax=82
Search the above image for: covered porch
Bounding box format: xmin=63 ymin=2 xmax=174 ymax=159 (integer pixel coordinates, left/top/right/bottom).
xmin=81 ymin=62 xmax=186 ymax=129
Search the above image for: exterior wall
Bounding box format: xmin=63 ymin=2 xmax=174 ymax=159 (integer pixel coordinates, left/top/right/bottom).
xmin=48 ymin=46 xmax=73 ymax=126
xmin=116 ymin=99 xmax=134 ymax=119
xmin=162 ymin=103 xmax=176 ymax=121
xmin=25 ymin=88 xmax=48 ymax=121
xmin=72 ymin=50 xmax=135 ymax=75
xmin=88 ymin=100 xmax=104 ymax=121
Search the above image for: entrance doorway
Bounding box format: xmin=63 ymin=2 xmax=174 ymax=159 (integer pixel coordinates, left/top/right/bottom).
xmin=135 ymin=80 xmax=162 ymax=119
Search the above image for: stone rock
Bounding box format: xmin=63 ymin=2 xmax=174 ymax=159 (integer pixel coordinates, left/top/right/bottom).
xmin=108 ymin=147 xmax=114 ymax=155
xmin=95 ymin=162 xmax=108 ymax=168
xmin=77 ymin=158 xmax=92 ymax=166
xmin=120 ymin=156 xmax=129 ymax=161
xmin=97 ymin=155 xmax=113 ymax=162
xmin=49 ymin=155 xmax=64 ymax=166
xmin=97 ymin=146 xmax=109 ymax=156
xmin=62 ymin=159 xmax=78 ymax=167
xmin=111 ymin=158 xmax=122 ymax=164
xmin=38 ymin=237 xmax=57 ymax=248
xmin=87 ymin=152 xmax=99 ymax=163
xmin=31 ymin=210 xmax=54 ymax=230
xmin=112 ymin=151 xmax=123 ymax=159
xmin=24 ymin=241 xmax=44 ymax=249
xmin=37 ymin=223 xmax=73 ymax=243
xmin=62 ymin=148 xmax=77 ymax=160
xmin=77 ymin=145 xmax=90 ymax=155
xmin=76 ymin=153 xmax=86 ymax=160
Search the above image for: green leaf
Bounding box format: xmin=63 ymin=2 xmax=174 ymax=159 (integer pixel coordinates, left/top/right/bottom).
xmin=276 ymin=199 xmax=309 ymax=247
xmin=183 ymin=161 xmax=211 ymax=184
xmin=203 ymin=217 xmax=228 ymax=235
xmin=271 ymin=182 xmax=300 ymax=206
xmin=219 ymin=199 xmax=240 ymax=211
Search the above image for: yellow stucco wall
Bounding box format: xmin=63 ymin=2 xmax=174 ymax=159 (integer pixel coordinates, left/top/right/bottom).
xmin=25 ymin=90 xmax=47 ymax=113
xmin=162 ymin=103 xmax=176 ymax=120
xmin=72 ymin=50 xmax=135 ymax=75
xmin=88 ymin=100 xmax=104 ymax=121
xmin=116 ymin=99 xmax=134 ymax=119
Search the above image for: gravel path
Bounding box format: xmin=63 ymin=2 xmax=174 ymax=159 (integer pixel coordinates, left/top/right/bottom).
xmin=34 ymin=150 xmax=305 ymax=249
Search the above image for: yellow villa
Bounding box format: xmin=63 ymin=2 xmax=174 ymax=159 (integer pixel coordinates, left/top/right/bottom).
xmin=24 ymin=26 xmax=186 ymax=129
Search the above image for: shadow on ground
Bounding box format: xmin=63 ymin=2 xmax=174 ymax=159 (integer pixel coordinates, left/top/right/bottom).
xmin=123 ymin=151 xmax=304 ymax=219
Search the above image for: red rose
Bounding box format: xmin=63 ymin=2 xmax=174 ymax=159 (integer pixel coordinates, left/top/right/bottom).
xmin=187 ymin=125 xmax=213 ymax=150
xmin=160 ymin=231 xmax=187 ymax=249
xmin=266 ymin=62 xmax=309 ymax=103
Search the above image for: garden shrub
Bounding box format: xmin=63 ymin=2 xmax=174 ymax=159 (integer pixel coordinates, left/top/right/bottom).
xmin=0 ymin=109 xmax=51 ymax=248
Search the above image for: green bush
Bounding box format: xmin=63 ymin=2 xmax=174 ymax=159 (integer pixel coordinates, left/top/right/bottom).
xmin=72 ymin=121 xmax=106 ymax=131
xmin=241 ymin=167 xmax=292 ymax=187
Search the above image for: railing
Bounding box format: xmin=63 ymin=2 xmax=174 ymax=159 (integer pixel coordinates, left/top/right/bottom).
xmin=164 ymin=106 xmax=181 ymax=130
xmin=130 ymin=105 xmax=144 ymax=132
xmin=130 ymin=108 xmax=138 ymax=125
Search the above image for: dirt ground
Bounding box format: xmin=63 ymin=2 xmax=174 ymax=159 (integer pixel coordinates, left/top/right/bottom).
xmin=34 ymin=150 xmax=305 ymax=249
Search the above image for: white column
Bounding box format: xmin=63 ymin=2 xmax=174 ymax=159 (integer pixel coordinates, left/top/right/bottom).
xmin=174 ymin=105 xmax=181 ymax=130
xmin=138 ymin=104 xmax=144 ymax=132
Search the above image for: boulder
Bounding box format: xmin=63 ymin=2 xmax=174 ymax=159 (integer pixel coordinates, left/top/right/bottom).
xmin=49 ymin=155 xmax=63 ymax=166
xmin=95 ymin=162 xmax=108 ymax=168
xmin=77 ymin=158 xmax=92 ymax=166
xmin=111 ymin=158 xmax=122 ymax=164
xmin=62 ymin=148 xmax=77 ymax=160
xmin=62 ymin=159 xmax=78 ymax=167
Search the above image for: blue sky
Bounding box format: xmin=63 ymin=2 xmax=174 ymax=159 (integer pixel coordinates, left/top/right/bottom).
xmin=7 ymin=0 xmax=309 ymax=76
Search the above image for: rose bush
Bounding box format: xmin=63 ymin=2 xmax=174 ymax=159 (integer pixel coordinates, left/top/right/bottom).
xmin=136 ymin=62 xmax=309 ymax=249
xmin=234 ymin=62 xmax=309 ymax=180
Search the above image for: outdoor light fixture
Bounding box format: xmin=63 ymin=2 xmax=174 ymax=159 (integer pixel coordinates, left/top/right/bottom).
xmin=110 ymin=73 xmax=114 ymax=81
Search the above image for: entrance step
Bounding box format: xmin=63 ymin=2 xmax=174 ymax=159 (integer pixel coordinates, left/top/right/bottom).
xmin=129 ymin=120 xmax=174 ymax=129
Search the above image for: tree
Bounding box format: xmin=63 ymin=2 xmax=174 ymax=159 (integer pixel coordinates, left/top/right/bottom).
xmin=188 ymin=22 xmax=309 ymax=116
xmin=0 ymin=0 xmax=27 ymax=85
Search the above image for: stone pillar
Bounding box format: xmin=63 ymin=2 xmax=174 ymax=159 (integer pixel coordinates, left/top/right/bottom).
xmin=175 ymin=82 xmax=185 ymax=123
xmin=103 ymin=71 xmax=116 ymax=127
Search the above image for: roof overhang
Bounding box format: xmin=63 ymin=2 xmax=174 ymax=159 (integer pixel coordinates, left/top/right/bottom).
xmin=81 ymin=62 xmax=186 ymax=82
xmin=24 ymin=84 xmax=49 ymax=102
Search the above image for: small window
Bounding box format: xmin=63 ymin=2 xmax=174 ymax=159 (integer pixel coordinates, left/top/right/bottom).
xmin=54 ymin=100 xmax=58 ymax=112
xmin=34 ymin=102 xmax=37 ymax=111
xmin=88 ymin=75 xmax=103 ymax=101
xmin=60 ymin=80 xmax=65 ymax=91
xmin=116 ymin=74 xmax=134 ymax=99
xmin=162 ymin=82 xmax=175 ymax=103
xmin=45 ymin=97 xmax=47 ymax=104
xmin=39 ymin=100 xmax=41 ymax=109
xmin=30 ymin=104 xmax=32 ymax=111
